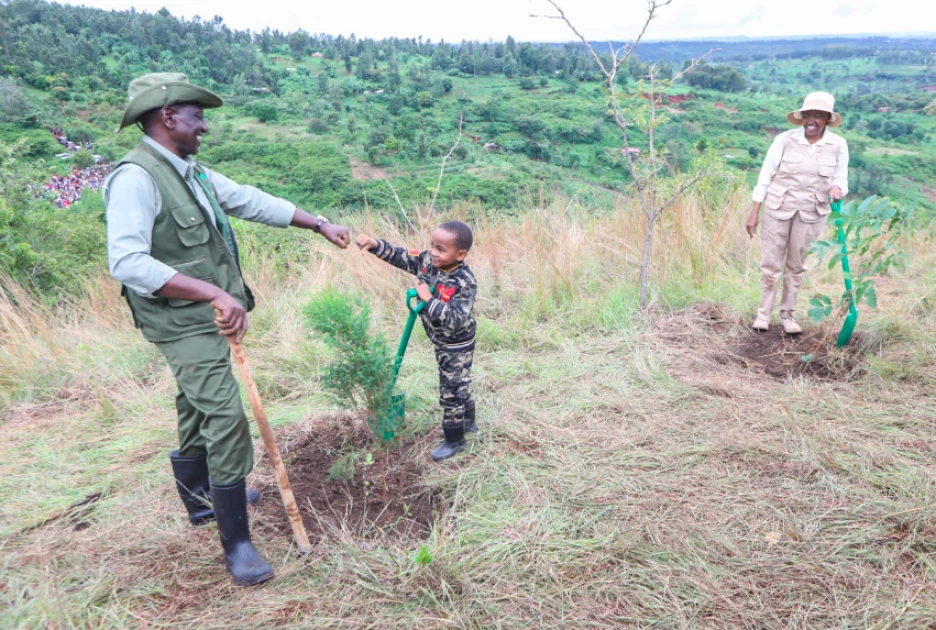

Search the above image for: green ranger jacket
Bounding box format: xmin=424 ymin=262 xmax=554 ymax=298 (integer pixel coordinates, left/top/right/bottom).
xmin=117 ymin=142 xmax=250 ymax=343
xmin=372 ymin=239 xmax=477 ymax=350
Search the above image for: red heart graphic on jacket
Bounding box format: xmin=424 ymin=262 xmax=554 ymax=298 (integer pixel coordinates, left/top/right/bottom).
xmin=437 ymin=285 xmax=457 ymax=302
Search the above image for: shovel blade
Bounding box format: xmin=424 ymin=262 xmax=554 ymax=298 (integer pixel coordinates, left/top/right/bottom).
xmin=836 ymin=311 xmax=859 ymax=347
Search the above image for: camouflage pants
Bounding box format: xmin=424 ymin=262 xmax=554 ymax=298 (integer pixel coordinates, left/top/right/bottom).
xmin=434 ymin=347 xmax=474 ymax=424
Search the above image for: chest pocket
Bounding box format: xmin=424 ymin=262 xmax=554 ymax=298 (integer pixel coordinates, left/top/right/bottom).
xmin=170 ymin=203 xmax=211 ymax=247
xmin=817 ymin=153 xmax=838 ymax=178
xmin=778 ymin=151 xmax=803 ymax=174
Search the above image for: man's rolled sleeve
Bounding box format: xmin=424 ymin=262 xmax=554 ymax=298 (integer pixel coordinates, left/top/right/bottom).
xmin=105 ymin=165 xmax=177 ymax=297
xmin=207 ymin=169 xmax=296 ymax=227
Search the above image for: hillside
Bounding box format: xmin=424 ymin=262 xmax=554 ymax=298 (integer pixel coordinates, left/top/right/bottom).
xmin=2 ymin=1 xmax=936 ymax=627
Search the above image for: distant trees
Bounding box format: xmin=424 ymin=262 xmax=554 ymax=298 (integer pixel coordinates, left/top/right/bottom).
xmin=685 ymin=64 xmax=747 ymax=92
xmin=0 ymin=78 xmax=33 ymax=123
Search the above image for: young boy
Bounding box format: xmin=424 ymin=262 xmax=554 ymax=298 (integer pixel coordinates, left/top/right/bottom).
xmin=356 ymin=221 xmax=477 ymax=461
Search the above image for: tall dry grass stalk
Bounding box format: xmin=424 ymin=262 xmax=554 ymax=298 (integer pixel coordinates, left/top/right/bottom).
xmin=1 ymin=189 xmax=757 ymax=407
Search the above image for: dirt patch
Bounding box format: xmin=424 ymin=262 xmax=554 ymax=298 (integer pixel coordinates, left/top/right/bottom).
xmin=655 ymin=304 xmax=867 ymax=385
xmin=348 ymin=156 xmax=389 ymax=181
xmin=252 ymin=416 xmax=439 ymax=544
xmin=724 ymin=327 xmax=865 ymax=380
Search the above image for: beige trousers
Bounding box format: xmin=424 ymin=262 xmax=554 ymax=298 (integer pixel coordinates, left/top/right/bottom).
xmin=757 ymin=211 xmax=827 ymax=321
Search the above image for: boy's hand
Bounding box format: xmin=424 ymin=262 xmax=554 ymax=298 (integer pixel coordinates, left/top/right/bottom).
xmin=415 ymin=282 xmax=433 ymax=302
xmin=355 ymin=233 xmax=378 ymax=255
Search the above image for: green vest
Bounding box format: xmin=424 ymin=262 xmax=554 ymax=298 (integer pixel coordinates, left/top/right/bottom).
xmin=117 ymin=142 xmax=251 ymax=343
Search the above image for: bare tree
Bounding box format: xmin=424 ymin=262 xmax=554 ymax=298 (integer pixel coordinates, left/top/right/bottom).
xmin=382 ymin=115 xmax=464 ymax=237
xmin=534 ymin=1 xmax=717 ymax=309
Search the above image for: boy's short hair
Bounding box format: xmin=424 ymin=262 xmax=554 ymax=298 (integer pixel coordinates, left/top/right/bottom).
xmin=437 ymin=220 xmax=473 ymax=251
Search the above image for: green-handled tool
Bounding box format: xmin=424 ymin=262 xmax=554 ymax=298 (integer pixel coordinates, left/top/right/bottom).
xmin=833 ymin=199 xmax=858 ymax=347
xmin=390 ymin=287 xmax=430 ymax=388
xmin=375 ymin=287 xmax=432 ymax=440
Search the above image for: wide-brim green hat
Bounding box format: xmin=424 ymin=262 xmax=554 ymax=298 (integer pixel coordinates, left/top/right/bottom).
xmin=118 ymin=72 xmax=223 ymax=132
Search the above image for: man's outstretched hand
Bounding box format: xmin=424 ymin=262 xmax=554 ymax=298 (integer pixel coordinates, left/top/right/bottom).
xmin=321 ymin=223 xmax=351 ymax=249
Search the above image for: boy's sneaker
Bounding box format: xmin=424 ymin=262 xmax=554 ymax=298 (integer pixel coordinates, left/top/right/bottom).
xmin=431 ymin=422 xmax=466 ymax=462
xmin=752 ymin=316 xmax=770 ymax=331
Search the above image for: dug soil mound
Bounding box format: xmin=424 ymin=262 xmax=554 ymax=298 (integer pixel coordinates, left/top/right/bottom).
xmin=723 ymin=325 xmax=865 ymax=379
xmin=251 ymin=415 xmax=440 ymax=544
xmin=655 ymin=304 xmax=866 ymax=389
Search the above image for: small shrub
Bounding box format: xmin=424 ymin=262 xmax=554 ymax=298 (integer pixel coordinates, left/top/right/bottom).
xmin=303 ymin=287 xmax=396 ymax=443
xmin=808 ymin=195 xmax=909 ymax=323
xmin=252 ymin=102 xmax=279 ymax=123
xmin=72 ymin=149 xmax=95 ymax=169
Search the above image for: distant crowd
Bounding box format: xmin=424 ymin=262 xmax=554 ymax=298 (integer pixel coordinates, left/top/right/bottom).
xmin=31 ymin=129 xmax=112 ymax=208
xmin=31 ymin=163 xmax=112 ymax=208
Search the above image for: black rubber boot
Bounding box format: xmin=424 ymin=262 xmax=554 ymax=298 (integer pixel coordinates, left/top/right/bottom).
xmin=211 ymin=479 xmax=274 ymax=586
xmin=439 ymin=401 xmax=477 ymax=437
xmin=464 ymin=400 xmax=478 ymax=434
xmin=431 ymin=422 xmax=467 ymax=462
xmin=169 ymin=450 xmax=214 ymax=525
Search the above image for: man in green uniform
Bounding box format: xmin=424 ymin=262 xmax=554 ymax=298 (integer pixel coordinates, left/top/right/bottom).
xmin=104 ymin=73 xmax=351 ymax=586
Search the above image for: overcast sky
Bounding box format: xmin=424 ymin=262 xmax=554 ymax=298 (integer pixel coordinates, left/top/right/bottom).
xmin=61 ymin=0 xmax=935 ymax=42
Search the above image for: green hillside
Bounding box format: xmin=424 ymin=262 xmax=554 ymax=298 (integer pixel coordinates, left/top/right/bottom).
xmin=2 ymin=0 xmax=935 ymax=296
xmin=4 ymin=2 xmax=936 ymax=627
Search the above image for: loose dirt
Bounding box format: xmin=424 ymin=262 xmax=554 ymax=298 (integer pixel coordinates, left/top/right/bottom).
xmin=722 ymin=325 xmax=865 ymax=380
xmin=655 ymin=304 xmax=866 ymax=386
xmin=251 ymin=415 xmax=440 ymax=544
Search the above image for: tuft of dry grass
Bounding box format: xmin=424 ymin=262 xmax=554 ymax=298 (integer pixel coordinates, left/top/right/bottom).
xmin=2 ymin=192 xmax=935 ymax=628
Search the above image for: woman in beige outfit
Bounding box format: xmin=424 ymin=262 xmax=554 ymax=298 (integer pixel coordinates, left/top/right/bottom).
xmin=746 ymin=92 xmax=849 ymax=334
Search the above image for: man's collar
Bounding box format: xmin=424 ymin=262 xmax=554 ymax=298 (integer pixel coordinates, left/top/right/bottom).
xmin=142 ymin=135 xmax=197 ymax=178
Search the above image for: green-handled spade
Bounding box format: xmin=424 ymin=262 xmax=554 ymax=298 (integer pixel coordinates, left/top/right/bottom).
xmin=376 ymin=287 xmax=433 ymax=440
xmin=833 ymin=198 xmax=859 ymax=347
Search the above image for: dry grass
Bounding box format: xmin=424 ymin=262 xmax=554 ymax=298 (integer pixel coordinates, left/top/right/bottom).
xmin=2 ymin=191 xmax=935 ymax=628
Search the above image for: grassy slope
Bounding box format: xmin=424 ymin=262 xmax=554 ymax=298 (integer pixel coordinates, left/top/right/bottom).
xmin=2 ymin=193 xmax=935 ymax=628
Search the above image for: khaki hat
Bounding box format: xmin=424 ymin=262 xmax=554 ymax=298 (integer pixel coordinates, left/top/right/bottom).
xmin=787 ymin=91 xmax=842 ymax=128
xmin=117 ymin=72 xmax=223 ymax=132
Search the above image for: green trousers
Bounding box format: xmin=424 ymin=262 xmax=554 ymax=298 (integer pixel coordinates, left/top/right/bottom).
xmin=156 ymin=332 xmax=254 ymax=485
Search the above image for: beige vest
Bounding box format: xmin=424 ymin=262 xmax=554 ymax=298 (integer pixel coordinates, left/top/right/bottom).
xmin=764 ymin=133 xmax=841 ymax=223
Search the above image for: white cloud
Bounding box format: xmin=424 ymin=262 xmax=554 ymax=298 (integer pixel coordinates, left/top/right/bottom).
xmin=59 ymin=0 xmax=936 ymax=41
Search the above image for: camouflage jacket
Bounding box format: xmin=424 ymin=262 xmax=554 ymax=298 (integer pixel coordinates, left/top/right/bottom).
xmin=371 ymin=239 xmax=477 ymax=350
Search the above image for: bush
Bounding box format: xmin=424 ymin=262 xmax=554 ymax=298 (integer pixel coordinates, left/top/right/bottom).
xmin=251 ymin=102 xmax=279 ymax=123
xmin=72 ymin=149 xmax=95 ymax=169
xmin=0 ymin=124 xmax=61 ymax=158
xmin=303 ymin=288 xmax=396 ymax=442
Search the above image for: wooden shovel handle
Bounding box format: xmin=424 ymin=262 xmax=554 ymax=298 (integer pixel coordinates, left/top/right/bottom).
xmin=217 ymin=311 xmax=312 ymax=554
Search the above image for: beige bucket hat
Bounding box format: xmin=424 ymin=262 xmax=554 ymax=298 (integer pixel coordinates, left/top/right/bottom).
xmin=787 ymin=91 xmax=842 ymax=128
xmin=118 ymin=72 xmax=223 ymax=132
